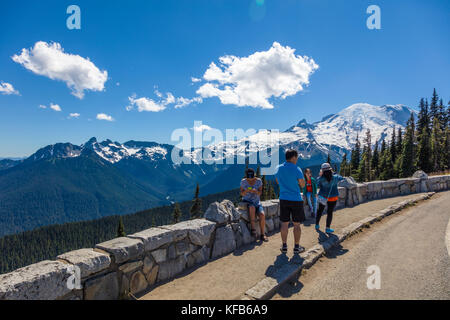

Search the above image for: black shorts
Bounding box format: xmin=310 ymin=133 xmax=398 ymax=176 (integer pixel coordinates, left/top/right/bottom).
xmin=279 ymin=199 xmax=305 ymax=223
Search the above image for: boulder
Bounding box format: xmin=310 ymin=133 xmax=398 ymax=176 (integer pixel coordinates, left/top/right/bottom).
xmin=157 ymin=255 xmax=187 ymax=282
xmin=262 ymin=201 xmax=278 ymax=217
xmin=118 ymin=261 xmax=143 ymax=274
xmin=412 ymin=170 xmax=428 ymax=179
xmin=84 ymin=272 xmax=119 ymax=300
xmin=145 ymin=265 xmax=159 ymax=286
xmin=142 ymin=256 xmax=155 ymax=275
xmin=161 ymin=219 xmax=216 ymax=246
xmin=189 ymin=246 xmax=210 ymax=266
xmin=265 ymin=218 xmax=274 ymax=233
xmin=211 ymin=225 xmax=236 ymax=258
xmin=95 ymin=237 xmax=144 ymax=264
xmin=220 ymin=199 xmax=241 ymax=222
xmin=204 ymin=202 xmax=230 ymax=224
xmin=58 ymin=248 xmax=111 ymax=278
xmin=129 ymin=271 xmax=148 ymax=295
xmin=0 ymin=260 xmax=75 ymax=300
xmin=239 ymin=221 xmax=253 ymax=245
xmin=151 ymin=248 xmax=167 ymax=264
xmin=338 ymin=176 xmax=357 ymax=189
xmin=128 ymin=227 xmax=175 ymax=252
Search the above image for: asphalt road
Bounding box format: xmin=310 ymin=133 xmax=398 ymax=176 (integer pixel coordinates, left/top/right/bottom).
xmin=274 ymin=190 xmax=450 ymax=300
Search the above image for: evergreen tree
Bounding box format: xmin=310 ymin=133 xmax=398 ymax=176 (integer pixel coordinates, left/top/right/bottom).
xmin=151 ymin=216 xmax=156 ymax=227
xmin=416 ymin=127 xmax=432 ymax=172
xmin=399 ymin=113 xmax=416 ymax=177
xmin=189 ymin=183 xmax=202 ymax=219
xmin=380 ymin=138 xmax=386 ymax=154
xmin=371 ymin=141 xmax=380 ymax=179
xmin=390 ymin=127 xmax=397 ymax=164
xmin=172 ymin=203 xmax=182 ymax=224
xmin=261 ymin=175 xmax=267 ymax=201
xmin=117 ymin=217 xmax=125 ymax=237
xmin=256 ymin=165 xmax=261 ymax=178
xmin=429 ymin=88 xmax=439 ymax=121
xmin=438 ymin=98 xmax=447 ymax=131
xmin=430 ymin=116 xmax=444 ymax=172
xmin=416 ymin=98 xmax=430 ymax=137
xmin=350 ymin=133 xmax=361 ymax=175
xmin=339 ymin=153 xmax=349 ymax=176
xmin=326 ymin=153 xmax=331 ymax=165
xmin=397 ymin=127 xmax=403 ymax=154
xmin=378 ymin=147 xmax=393 ymax=180
xmin=361 ymin=129 xmax=372 ymax=181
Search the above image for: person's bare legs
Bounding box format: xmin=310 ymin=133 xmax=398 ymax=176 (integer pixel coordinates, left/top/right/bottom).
xmin=249 ymin=206 xmax=257 ymax=239
xmin=259 ymin=213 xmax=267 ymax=240
xmin=281 ymin=221 xmax=289 ymax=244
xmin=293 ymin=222 xmax=301 ymax=245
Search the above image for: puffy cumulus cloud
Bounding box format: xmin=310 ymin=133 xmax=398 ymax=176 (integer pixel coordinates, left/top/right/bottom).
xmin=12 ymin=41 xmax=108 ymax=99
xmin=39 ymin=103 xmax=61 ymax=111
xmin=0 ymin=82 xmax=19 ymax=95
xmin=68 ymin=113 xmax=80 ymax=119
xmin=192 ymin=123 xmax=213 ymax=132
xmin=96 ymin=113 xmax=114 ymax=121
xmin=196 ymin=42 xmax=318 ymax=109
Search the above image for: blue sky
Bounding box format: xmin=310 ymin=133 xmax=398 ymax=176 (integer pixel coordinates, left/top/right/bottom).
xmin=0 ymin=0 xmax=449 ymax=157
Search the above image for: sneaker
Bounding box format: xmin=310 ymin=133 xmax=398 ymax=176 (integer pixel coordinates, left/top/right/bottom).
xmin=325 ymin=227 xmax=334 ymax=234
xmin=315 ymin=224 xmax=320 ymax=231
xmin=280 ymin=244 xmax=288 ymax=253
xmin=293 ymin=245 xmax=305 ymax=254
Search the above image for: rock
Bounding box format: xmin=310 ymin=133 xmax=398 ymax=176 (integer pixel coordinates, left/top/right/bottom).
xmin=412 ymin=170 xmax=428 ymax=179
xmin=0 ymin=260 xmax=75 ymax=300
xmin=338 ymin=176 xmax=357 ymax=189
xmin=211 ymin=225 xmax=236 ymax=258
xmin=58 ymin=248 xmax=111 ymax=278
xmin=161 ymin=219 xmax=216 ymax=246
xmin=168 ymin=244 xmax=177 ymax=260
xmin=265 ymin=218 xmax=274 ymax=233
xmin=366 ymin=181 xmax=383 ymax=193
xmin=190 ymin=246 xmax=210 ymax=265
xmin=128 ymin=227 xmax=175 ymax=252
xmin=204 ymin=201 xmax=230 ymax=224
xmin=118 ymin=261 xmax=143 ymax=274
xmin=237 ymin=202 xmax=248 ymax=210
xmin=220 ymin=199 xmax=241 ymax=222
xmin=273 ymin=217 xmax=280 ymax=230
xmin=338 ymin=187 xmax=347 ymax=199
xmin=142 ymin=256 xmax=155 ymax=275
xmin=175 ymin=241 xmax=190 ymax=256
xmin=151 ymin=248 xmax=167 ymax=264
xmin=239 ymin=221 xmax=253 ymax=245
xmin=95 ymin=237 xmax=144 ymax=264
xmin=121 ymin=275 xmax=130 ymax=297
xmin=84 ymin=272 xmax=119 ymax=300
xmin=129 ymin=271 xmax=148 ymax=295
xmin=262 ymin=201 xmax=278 ymax=217
xmin=239 ymin=210 xmax=250 ymax=222
xmin=157 ymin=255 xmax=187 ymax=282
xmin=145 ymin=265 xmax=159 ymax=286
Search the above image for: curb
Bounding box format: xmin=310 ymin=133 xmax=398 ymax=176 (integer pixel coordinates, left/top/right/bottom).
xmin=241 ymin=192 xmax=436 ymax=300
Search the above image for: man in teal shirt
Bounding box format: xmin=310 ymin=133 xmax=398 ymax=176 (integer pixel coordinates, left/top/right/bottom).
xmin=275 ymin=149 xmax=306 ymax=254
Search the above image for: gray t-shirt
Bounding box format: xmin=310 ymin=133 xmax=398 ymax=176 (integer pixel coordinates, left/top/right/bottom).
xmin=240 ymin=178 xmax=262 ymax=204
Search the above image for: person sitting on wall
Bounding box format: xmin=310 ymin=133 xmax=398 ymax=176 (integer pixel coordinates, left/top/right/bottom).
xmin=240 ymin=168 xmax=268 ymax=242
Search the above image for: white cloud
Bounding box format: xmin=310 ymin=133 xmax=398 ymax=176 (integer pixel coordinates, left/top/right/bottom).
xmin=68 ymin=113 xmax=80 ymax=119
xmin=126 ymin=91 xmax=178 ymax=112
xmin=0 ymin=82 xmax=19 ymax=95
xmin=192 ymin=124 xmax=213 ymax=132
xmin=39 ymin=103 xmax=61 ymax=111
xmin=12 ymin=41 xmax=108 ymax=99
xmin=174 ymin=96 xmax=203 ymax=109
xmin=191 ymin=77 xmax=201 ymax=83
xmin=96 ymin=113 xmax=114 ymax=121
xmin=196 ymin=42 xmax=318 ymax=109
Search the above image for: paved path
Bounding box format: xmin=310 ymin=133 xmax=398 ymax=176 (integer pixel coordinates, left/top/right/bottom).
xmin=139 ymin=192 xmax=436 ymax=300
xmin=273 ymin=190 xmax=450 ymax=300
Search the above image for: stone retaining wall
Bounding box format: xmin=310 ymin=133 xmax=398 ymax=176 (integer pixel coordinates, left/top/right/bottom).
xmin=1 ymin=173 xmax=449 ymax=300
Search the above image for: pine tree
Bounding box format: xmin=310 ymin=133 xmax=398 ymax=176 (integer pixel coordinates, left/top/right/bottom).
xmin=172 ymin=203 xmax=182 ymax=224
xmin=189 ymin=183 xmax=202 ymax=219
xmin=339 ymin=153 xmax=349 ymax=176
xmin=371 ymin=141 xmax=380 ymax=179
xmin=151 ymin=216 xmax=156 ymax=227
xmin=256 ymin=165 xmax=261 ymax=178
xmin=390 ymin=127 xmax=397 ymax=164
xmin=399 ymin=113 xmax=416 ymax=178
xmin=350 ymin=133 xmax=361 ymax=175
xmin=430 ymin=88 xmax=439 ymax=122
xmin=430 ymin=116 xmax=444 ymax=172
xmin=261 ymin=175 xmax=267 ymax=201
xmin=438 ymin=98 xmax=446 ymax=131
xmin=327 ymin=153 xmax=331 ymax=165
xmin=416 ymin=98 xmax=430 ymax=137
xmin=397 ymin=127 xmax=403 ymax=154
xmin=416 ymin=127 xmax=432 ymax=173
xmin=117 ymin=217 xmax=125 ymax=237
xmin=362 ymin=129 xmax=372 ymax=181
